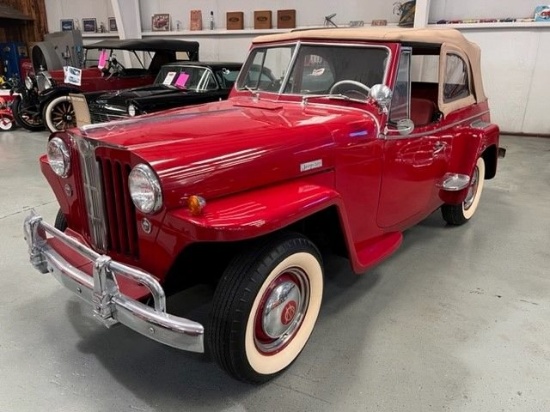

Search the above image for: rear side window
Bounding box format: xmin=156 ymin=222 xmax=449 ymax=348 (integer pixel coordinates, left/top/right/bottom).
xmin=444 ymin=54 xmax=470 ymax=102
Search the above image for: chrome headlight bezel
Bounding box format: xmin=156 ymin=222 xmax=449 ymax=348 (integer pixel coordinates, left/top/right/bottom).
xmin=128 ymin=103 xmax=137 ymax=117
xmin=128 ymin=164 xmax=163 ymax=214
xmin=24 ymin=76 xmax=33 ymax=90
xmin=47 ymin=137 xmax=71 ymax=178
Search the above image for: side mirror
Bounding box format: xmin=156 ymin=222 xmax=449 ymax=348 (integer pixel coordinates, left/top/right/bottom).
xmin=369 ymin=84 xmax=392 ymax=112
xmin=396 ymin=118 xmax=414 ymax=136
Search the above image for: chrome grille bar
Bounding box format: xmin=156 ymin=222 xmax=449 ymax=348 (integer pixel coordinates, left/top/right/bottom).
xmin=74 ymin=136 xmax=108 ymax=252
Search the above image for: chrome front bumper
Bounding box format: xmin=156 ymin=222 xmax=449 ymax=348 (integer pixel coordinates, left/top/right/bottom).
xmin=23 ymin=211 xmax=204 ymax=353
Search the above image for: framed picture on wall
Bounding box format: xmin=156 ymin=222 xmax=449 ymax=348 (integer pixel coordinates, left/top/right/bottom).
xmin=152 ymin=13 xmax=170 ymax=31
xmin=61 ymin=19 xmax=74 ymax=32
xmin=108 ymin=17 xmax=117 ymax=32
xmin=82 ymin=18 xmax=97 ymax=33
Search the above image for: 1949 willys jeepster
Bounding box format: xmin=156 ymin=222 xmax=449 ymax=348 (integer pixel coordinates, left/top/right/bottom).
xmin=24 ymin=28 xmax=505 ymax=383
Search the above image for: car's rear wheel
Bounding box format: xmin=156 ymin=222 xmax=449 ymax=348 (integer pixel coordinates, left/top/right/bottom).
xmin=441 ymin=157 xmax=485 ymax=225
xmin=12 ymin=96 xmax=44 ymax=131
xmin=44 ymin=95 xmax=76 ymax=132
xmin=208 ymin=233 xmax=323 ymax=383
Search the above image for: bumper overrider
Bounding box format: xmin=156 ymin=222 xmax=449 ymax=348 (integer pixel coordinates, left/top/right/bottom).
xmin=23 ymin=211 xmax=204 ymax=353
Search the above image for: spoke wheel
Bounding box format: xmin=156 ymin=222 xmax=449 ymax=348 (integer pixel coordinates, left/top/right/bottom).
xmin=442 ymin=157 xmax=486 ymax=225
xmin=208 ymin=233 xmax=323 ymax=383
xmin=44 ymin=95 xmax=76 ymax=132
xmin=0 ymin=115 xmax=14 ymax=130
xmin=11 ymin=96 xmax=44 ymax=131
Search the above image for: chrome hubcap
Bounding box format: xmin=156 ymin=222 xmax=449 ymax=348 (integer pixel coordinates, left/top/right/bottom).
xmin=464 ymin=166 xmax=479 ymax=210
xmin=255 ymin=269 xmax=309 ymax=354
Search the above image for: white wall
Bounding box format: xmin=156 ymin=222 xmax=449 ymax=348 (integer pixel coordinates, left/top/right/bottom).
xmin=45 ymin=0 xmax=550 ymax=135
xmin=138 ymin=0 xmax=400 ymax=31
xmin=45 ymin=0 xmax=114 ymax=33
xmin=429 ymin=0 xmax=544 ymax=22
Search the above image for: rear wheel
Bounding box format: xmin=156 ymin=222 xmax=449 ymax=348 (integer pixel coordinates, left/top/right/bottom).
xmin=12 ymin=96 xmax=44 ymax=131
xmin=44 ymin=95 xmax=76 ymax=132
xmin=208 ymin=233 xmax=323 ymax=383
xmin=441 ymin=157 xmax=485 ymax=225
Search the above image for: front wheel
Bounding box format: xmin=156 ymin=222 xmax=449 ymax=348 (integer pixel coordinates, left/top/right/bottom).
xmin=208 ymin=233 xmax=324 ymax=383
xmin=441 ymin=157 xmax=485 ymax=225
xmin=43 ymin=95 xmax=76 ymax=132
xmin=12 ymin=96 xmax=44 ymax=131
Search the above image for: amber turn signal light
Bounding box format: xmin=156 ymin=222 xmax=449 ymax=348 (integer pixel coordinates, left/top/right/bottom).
xmin=187 ymin=195 xmax=206 ymax=216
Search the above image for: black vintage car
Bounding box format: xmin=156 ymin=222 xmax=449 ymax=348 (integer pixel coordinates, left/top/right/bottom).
xmin=12 ymin=38 xmax=200 ymax=132
xmin=82 ymin=61 xmax=242 ymax=124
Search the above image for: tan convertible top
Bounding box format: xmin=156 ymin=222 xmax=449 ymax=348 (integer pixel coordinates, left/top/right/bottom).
xmin=254 ymin=27 xmax=486 ymax=107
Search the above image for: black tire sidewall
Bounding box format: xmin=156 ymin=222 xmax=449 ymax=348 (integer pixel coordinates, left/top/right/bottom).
xmin=208 ymin=233 xmax=323 ymax=383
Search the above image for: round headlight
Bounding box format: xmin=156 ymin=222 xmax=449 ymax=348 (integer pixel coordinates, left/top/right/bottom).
xmin=128 ymin=104 xmax=136 ymax=117
xmin=24 ymin=76 xmax=33 ymax=90
xmin=128 ymin=164 xmax=162 ymax=214
xmin=47 ymin=137 xmax=71 ymax=177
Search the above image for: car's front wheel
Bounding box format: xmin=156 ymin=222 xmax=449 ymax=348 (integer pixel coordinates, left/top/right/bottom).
xmin=441 ymin=157 xmax=485 ymax=225
xmin=12 ymin=96 xmax=44 ymax=131
xmin=208 ymin=233 xmax=324 ymax=383
xmin=44 ymin=95 xmax=76 ymax=132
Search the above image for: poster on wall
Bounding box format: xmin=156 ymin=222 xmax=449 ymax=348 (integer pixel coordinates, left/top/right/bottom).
xmin=152 ymin=14 xmax=170 ymax=31
xmin=60 ymin=19 xmax=74 ymax=31
xmin=108 ymin=17 xmax=117 ymax=32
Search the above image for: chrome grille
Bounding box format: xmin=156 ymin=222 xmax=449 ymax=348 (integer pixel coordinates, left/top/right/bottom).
xmin=98 ymin=158 xmax=139 ymax=257
xmin=75 ymin=137 xmax=108 ymax=252
xmin=74 ymin=137 xmax=139 ymax=258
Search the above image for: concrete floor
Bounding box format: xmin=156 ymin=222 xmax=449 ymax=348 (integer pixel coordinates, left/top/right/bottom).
xmin=0 ymin=130 xmax=549 ymax=412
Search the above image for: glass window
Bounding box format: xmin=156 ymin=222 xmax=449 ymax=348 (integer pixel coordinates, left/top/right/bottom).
xmin=444 ymin=54 xmax=470 ymax=102
xmin=389 ymin=49 xmax=411 ymax=123
xmin=237 ymin=44 xmax=388 ymax=95
xmin=215 ymin=68 xmax=240 ymax=89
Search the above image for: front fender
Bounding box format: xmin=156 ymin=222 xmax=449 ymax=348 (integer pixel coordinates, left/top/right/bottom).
xmin=161 ymin=172 xmax=340 ymax=243
xmin=39 ymin=86 xmax=82 ymax=111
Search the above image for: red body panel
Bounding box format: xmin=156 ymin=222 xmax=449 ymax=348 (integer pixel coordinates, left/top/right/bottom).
xmin=42 ymin=36 xmax=501 ymax=287
xmin=49 ymin=68 xmax=154 ymax=93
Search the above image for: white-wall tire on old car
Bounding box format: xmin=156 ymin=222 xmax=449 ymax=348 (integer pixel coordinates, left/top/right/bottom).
xmin=442 ymin=157 xmax=486 ymax=225
xmin=44 ymin=95 xmax=76 ymax=132
xmin=208 ymin=233 xmax=323 ymax=383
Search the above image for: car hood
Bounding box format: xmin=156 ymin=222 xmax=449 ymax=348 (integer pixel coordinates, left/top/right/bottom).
xmin=95 ymin=85 xmax=179 ymax=105
xmin=75 ymin=97 xmax=378 ymax=202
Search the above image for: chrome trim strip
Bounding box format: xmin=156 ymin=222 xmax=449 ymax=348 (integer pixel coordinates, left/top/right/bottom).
xmin=74 ymin=136 xmax=108 ymax=252
xmin=385 ymin=110 xmax=491 ymax=140
xmin=23 ymin=211 xmax=204 ymax=353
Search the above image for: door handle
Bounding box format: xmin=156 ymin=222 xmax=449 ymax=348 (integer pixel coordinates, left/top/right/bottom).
xmin=433 ymin=141 xmax=446 ymax=155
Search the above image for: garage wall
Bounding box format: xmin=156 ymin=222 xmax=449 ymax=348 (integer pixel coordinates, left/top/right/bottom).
xmin=44 ymin=0 xmax=550 ymax=135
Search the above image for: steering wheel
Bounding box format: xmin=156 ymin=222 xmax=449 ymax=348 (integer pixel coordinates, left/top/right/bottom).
xmin=329 ymin=80 xmax=371 ymax=97
xmin=109 ymin=57 xmax=125 ymax=74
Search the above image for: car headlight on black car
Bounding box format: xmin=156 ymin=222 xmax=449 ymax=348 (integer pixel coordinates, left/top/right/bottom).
xmin=24 ymin=76 xmax=33 ymax=90
xmin=128 ymin=164 xmax=163 ymax=214
xmin=128 ymin=103 xmax=137 ymax=117
xmin=47 ymin=137 xmax=71 ymax=177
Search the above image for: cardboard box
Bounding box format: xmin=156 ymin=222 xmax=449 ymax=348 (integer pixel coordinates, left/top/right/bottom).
xmin=254 ymin=10 xmax=272 ymax=29
xmin=226 ymin=11 xmax=244 ymax=30
xmin=277 ymin=9 xmax=296 ymax=29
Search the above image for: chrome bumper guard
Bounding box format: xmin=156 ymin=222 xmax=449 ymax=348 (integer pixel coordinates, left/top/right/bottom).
xmin=23 ymin=211 xmax=204 ymax=353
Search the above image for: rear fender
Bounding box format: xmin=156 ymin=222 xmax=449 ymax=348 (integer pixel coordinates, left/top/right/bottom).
xmin=39 ymin=86 xmax=82 ymax=111
xmin=440 ymin=122 xmax=500 ymax=205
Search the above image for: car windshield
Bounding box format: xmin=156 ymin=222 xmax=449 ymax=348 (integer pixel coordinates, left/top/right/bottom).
xmin=154 ymin=66 xmax=218 ymax=91
xmin=237 ymin=43 xmax=389 ymax=95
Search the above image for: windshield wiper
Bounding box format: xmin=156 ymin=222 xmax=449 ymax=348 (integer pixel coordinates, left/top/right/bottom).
xmin=301 ymin=93 xmax=351 ymax=106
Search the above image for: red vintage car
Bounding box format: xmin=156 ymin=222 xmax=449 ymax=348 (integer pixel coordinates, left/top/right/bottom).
xmin=24 ymin=28 xmax=504 ymax=383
